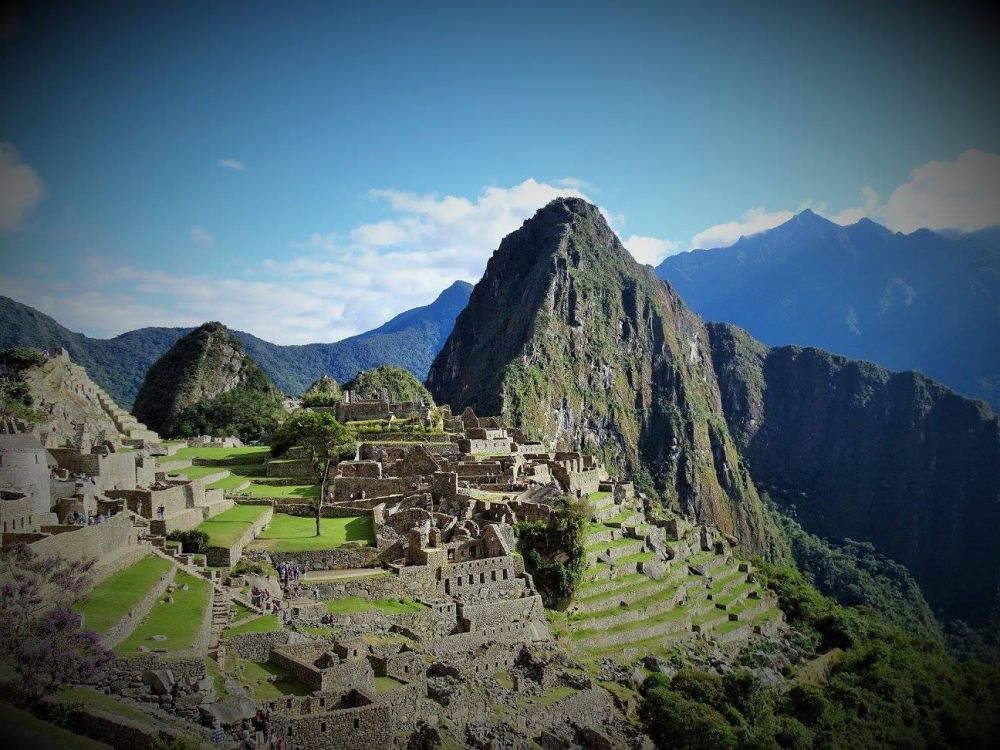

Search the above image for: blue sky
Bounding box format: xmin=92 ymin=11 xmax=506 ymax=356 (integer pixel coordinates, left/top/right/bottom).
xmin=1 ymin=1 xmax=998 ymax=343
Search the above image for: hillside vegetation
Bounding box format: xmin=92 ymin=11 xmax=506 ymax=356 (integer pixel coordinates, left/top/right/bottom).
xmin=132 ymin=322 xmax=283 ymax=440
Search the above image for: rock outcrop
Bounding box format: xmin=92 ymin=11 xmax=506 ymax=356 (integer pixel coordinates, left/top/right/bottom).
xmin=426 ymin=198 xmax=769 ymax=552
xmin=132 ymin=322 xmax=280 ymax=438
xmin=708 ymin=321 xmax=1000 ymax=625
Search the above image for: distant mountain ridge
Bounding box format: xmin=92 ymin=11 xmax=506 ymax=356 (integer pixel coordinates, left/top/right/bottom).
xmin=656 ymin=211 xmax=1000 ymax=409
xmin=0 ymin=281 xmax=472 ymax=407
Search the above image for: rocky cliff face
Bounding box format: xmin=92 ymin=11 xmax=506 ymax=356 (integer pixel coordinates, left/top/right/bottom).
xmin=426 ymin=198 xmax=769 ymax=551
xmin=708 ymin=322 xmax=1000 ymax=625
xmin=132 ymin=321 xmax=279 ymax=437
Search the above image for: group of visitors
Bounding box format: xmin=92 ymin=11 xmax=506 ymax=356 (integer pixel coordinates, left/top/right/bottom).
xmin=269 ymin=598 xmax=292 ymax=626
xmin=276 ymin=560 xmax=303 ymax=586
xmin=212 ymin=711 xmax=288 ymax=749
xmin=66 ymin=509 xmax=114 ymax=525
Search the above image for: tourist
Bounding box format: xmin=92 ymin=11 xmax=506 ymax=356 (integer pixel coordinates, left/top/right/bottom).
xmin=311 ymin=587 xmax=319 ymax=601
xmin=242 ymin=729 xmax=257 ymax=749
xmin=156 ymin=505 xmax=165 ymax=520
xmin=211 ymin=720 xmax=225 ymax=746
xmin=277 ymin=561 xmax=286 ymax=583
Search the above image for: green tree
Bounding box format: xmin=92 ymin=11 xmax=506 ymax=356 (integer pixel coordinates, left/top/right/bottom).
xmin=515 ymin=497 xmax=589 ymax=605
xmin=0 ymin=347 xmax=46 ymax=421
xmin=270 ymin=410 xmax=354 ymax=536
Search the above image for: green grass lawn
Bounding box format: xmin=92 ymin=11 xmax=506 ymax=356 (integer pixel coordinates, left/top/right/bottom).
xmin=375 ymin=676 xmax=404 ymax=693
xmin=243 ymin=482 xmax=320 ymax=498
xmin=225 ymin=614 xmax=280 ymax=638
xmin=166 ymin=464 xmax=230 ymax=479
xmin=1 ymin=703 xmax=111 ymax=749
xmin=115 ymin=570 xmax=212 ymax=654
xmin=76 ymin=555 xmax=173 ymax=634
xmin=249 ymin=513 xmax=374 ymax=552
xmin=325 ymin=596 xmax=425 ymax=616
xmin=230 ymin=655 xmax=309 ymax=701
xmin=161 ymin=446 xmax=271 ymax=462
xmin=196 ymin=504 xmax=270 ymax=547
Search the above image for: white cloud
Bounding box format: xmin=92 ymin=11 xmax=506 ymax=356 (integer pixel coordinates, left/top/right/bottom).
xmin=2 ymin=179 xmax=604 ymax=346
xmin=623 ymin=235 xmax=679 ymax=265
xmin=877 ymin=150 xmax=1000 ymax=233
xmin=685 ymin=150 xmax=1000 ymax=252
xmin=190 ymin=226 xmax=216 ymax=246
xmin=0 ymin=142 xmax=45 ymax=230
xmin=218 ymin=158 xmax=245 ymax=171
xmin=689 ymin=207 xmax=796 ymax=250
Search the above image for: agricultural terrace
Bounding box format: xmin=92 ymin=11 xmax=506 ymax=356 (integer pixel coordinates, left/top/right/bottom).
xmin=247 ymin=513 xmax=374 ymax=553
xmin=75 ymin=555 xmax=174 ymax=635
xmin=196 ymin=504 xmax=271 ymax=547
xmin=116 ymin=570 xmax=212 ymax=654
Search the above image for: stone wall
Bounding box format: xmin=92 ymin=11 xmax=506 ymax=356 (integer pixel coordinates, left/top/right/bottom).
xmin=227 ymin=630 xmax=291 ymax=661
xmin=458 ymin=594 xmax=546 ymax=632
xmin=0 ymin=493 xmax=38 ymax=533
xmin=269 ymin=543 xmax=380 ymax=571
xmin=29 ymin=512 xmax=140 ymax=573
xmin=268 ymin=690 xmax=392 ymax=750
xmin=332 ymin=476 xmax=405 ymax=502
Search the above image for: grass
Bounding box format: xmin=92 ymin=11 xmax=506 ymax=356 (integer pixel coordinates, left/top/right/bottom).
xmin=76 ymin=555 xmax=173 ymax=634
xmin=196 ymin=504 xmax=270 ymax=547
xmin=165 ymin=464 xmax=231 ymax=479
xmin=161 ymin=446 xmax=271 ymax=462
xmin=604 ymin=510 xmax=636 ymax=526
xmin=243 ymin=482 xmax=320 ymax=498
xmin=325 ymin=597 xmax=425 ymax=616
xmin=530 ymin=685 xmax=577 ymax=705
xmin=250 ymin=513 xmax=374 ymax=552
xmin=225 ymin=614 xmax=280 ymax=637
xmin=234 ymin=656 xmax=310 ymax=700
xmin=115 ymin=570 xmax=211 ymax=654
xmin=493 ymin=670 xmax=514 ymax=689
xmin=0 ymin=703 xmax=111 ymax=749
xmin=375 ymin=676 xmax=404 ymax=693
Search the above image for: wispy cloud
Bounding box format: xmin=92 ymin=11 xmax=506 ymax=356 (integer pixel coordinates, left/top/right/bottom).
xmin=686 ymin=150 xmax=1000 ymax=251
xmin=218 ymin=158 xmax=246 ymax=171
xmin=690 ymin=208 xmax=796 ymax=250
xmin=877 ymin=149 xmax=1000 ymax=233
xmin=0 ymin=142 xmax=45 ymax=230
xmin=190 ymin=226 xmax=216 ymax=247
xmin=623 ymin=235 xmax=679 ymax=265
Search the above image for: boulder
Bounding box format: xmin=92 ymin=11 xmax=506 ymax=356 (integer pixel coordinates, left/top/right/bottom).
xmin=142 ymin=669 xmax=176 ymax=696
xmin=199 ymin=695 xmax=257 ymax=727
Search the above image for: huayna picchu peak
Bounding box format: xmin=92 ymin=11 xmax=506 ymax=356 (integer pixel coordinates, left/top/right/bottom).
xmin=131 ymin=321 xmax=283 ymax=440
xmin=427 ymin=197 xmax=771 ymax=553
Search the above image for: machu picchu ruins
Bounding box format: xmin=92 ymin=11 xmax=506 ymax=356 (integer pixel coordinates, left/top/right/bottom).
xmin=1 ymin=345 xmax=787 ymax=749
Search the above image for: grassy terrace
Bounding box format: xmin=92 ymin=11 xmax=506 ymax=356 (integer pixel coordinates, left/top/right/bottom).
xmin=160 ymin=446 xmax=271 ymax=462
xmin=116 ymin=570 xmax=211 ymax=653
xmin=570 ymin=603 xmax=688 ymax=642
xmin=570 ymin=580 xmax=687 ymax=624
xmin=165 ymin=465 xmax=232 ymax=479
xmin=2 ymin=703 xmax=111 ymax=750
xmin=325 ymin=597 xmax=425 ymax=616
xmin=197 ymin=504 xmax=270 ymax=547
xmin=584 ymin=536 xmax=643 ymax=552
xmin=603 ymin=510 xmax=636 ymax=526
xmin=242 ymin=482 xmax=320 ymax=498
xmin=249 ymin=512 xmax=374 ymax=552
xmin=588 ymin=491 xmax=612 ymax=502
xmin=76 ymin=555 xmax=173 ymax=634
xmin=225 ymin=614 xmax=281 ymax=638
